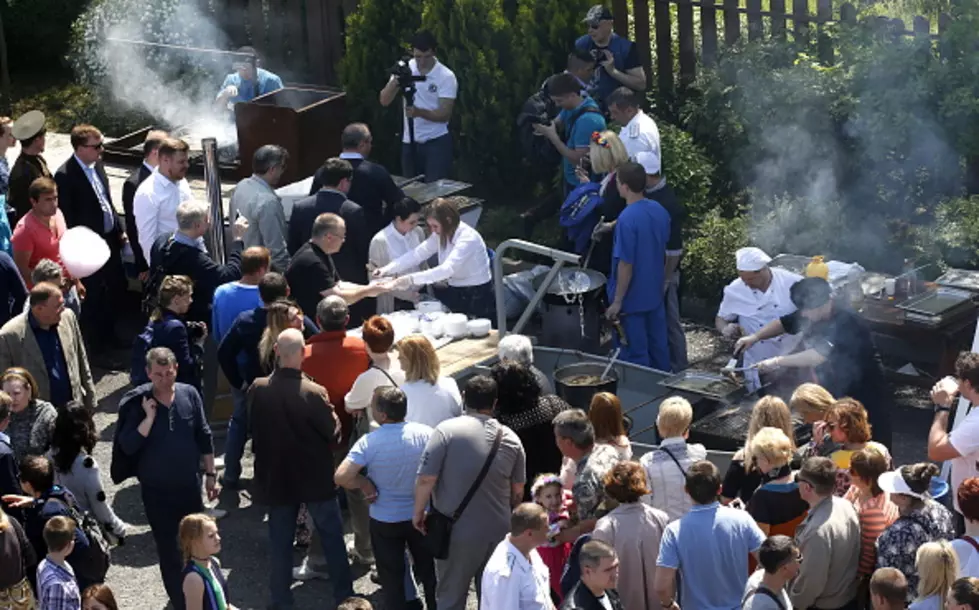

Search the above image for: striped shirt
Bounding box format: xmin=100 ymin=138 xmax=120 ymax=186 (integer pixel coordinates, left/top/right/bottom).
xmin=37 ymin=557 xmax=81 ymax=610
xmin=348 ymin=421 xmax=433 ymax=522
xmin=844 ymin=487 xmax=899 ymax=576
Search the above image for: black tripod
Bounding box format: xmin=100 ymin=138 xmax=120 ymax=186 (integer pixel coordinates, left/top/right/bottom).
xmin=392 ymin=58 xmax=428 ymax=178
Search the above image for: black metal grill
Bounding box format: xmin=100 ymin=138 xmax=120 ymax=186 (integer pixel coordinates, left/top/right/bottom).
xmin=688 ymin=400 xmax=812 ymax=452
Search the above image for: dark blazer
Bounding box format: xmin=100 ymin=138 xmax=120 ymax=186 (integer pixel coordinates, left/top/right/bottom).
xmin=122 ymin=163 xmax=153 ymax=272
xmin=217 ymin=306 xmax=319 ymax=390
xmin=310 ymin=158 xmax=404 ymax=237
xmin=130 ymin=311 xmax=203 ymax=391
xmin=0 ymin=432 xmax=20 ymax=497
xmin=54 ymin=156 xmax=124 ymax=243
xmin=8 ymin=154 xmax=50 ymax=222
xmin=561 ymin=583 xmax=625 ymax=610
xmin=150 ymin=233 xmax=244 ymax=326
xmin=248 ymin=367 xmax=339 ymax=505
xmin=0 ymin=251 xmax=27 ymax=329
xmin=287 ymin=190 xmax=369 ymax=285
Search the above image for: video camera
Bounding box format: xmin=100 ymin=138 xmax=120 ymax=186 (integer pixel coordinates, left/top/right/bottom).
xmin=389 ymin=57 xmax=427 ymax=103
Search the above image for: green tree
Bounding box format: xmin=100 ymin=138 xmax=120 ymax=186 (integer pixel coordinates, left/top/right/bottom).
xmin=421 ymin=0 xmax=518 ymax=184
xmin=511 ymin=0 xmax=594 ymax=98
xmin=338 ymin=0 xmax=421 ymax=171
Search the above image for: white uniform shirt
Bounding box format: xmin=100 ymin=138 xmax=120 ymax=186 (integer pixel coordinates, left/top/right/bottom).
xmin=621 ymin=111 xmax=661 ymax=162
xmin=402 ymin=59 xmax=458 ymax=144
xmin=480 ymin=537 xmax=551 ymax=610
xmin=716 ymin=267 xmax=803 ymax=390
xmin=134 ymin=169 xmax=193 ymax=259
xmin=949 ymin=408 xmax=979 ymax=513
xmin=369 ymin=222 xmax=426 ymax=313
xmin=380 ymin=221 xmax=491 ymax=288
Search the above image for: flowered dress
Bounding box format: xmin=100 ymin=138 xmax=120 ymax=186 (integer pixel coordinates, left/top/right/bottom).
xmin=875 ymin=500 xmax=955 ymax=602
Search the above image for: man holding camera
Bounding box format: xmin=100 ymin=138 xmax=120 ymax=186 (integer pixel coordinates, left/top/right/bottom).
xmin=575 ymin=5 xmax=646 ymax=108
xmin=379 ymin=30 xmax=457 ymax=182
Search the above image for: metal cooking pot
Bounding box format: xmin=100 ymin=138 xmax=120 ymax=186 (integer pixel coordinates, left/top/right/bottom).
xmin=554 ymin=362 xmax=618 ymax=411
xmin=534 ymin=267 xmax=607 ymax=301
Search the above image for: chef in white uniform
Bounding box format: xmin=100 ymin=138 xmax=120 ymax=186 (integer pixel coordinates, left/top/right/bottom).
xmin=715 ymin=247 xmax=803 ymax=391
xmin=480 ymin=503 xmax=554 ymax=610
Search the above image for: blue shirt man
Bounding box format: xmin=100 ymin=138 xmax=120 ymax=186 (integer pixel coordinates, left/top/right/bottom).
xmin=216 ymin=47 xmax=283 ymax=107
xmin=575 ymin=5 xmax=646 ymax=106
xmin=534 ymin=72 xmax=607 ymax=191
xmin=606 ymin=162 xmax=671 ymax=370
xmin=28 ymin=312 xmax=71 ymax=408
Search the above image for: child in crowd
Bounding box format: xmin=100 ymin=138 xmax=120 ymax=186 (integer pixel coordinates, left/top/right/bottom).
xmin=338 ymin=598 xmax=373 ymax=610
xmin=37 ymin=515 xmax=81 ymax=610
xmin=179 ymin=513 xmax=231 ymax=610
xmin=81 ymin=584 xmax=119 ymax=610
xmin=532 ymin=473 xmax=572 ymax=603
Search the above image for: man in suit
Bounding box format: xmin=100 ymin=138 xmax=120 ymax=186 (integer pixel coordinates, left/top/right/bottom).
xmin=0 ymin=282 xmax=96 ymax=410
xmin=55 ymin=124 xmax=129 ymax=359
xmin=310 ymin=123 xmax=404 ymax=238
xmin=122 ymin=129 xmax=168 ymax=279
xmin=8 ymin=111 xmax=51 ymax=225
xmin=289 ymin=158 xmax=370 ymax=323
xmin=230 ymin=145 xmax=290 ymax=272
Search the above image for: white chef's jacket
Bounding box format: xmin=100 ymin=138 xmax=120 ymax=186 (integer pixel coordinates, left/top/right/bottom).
xmin=717 ymin=267 xmax=803 ymax=390
xmin=369 ymin=222 xmax=427 ymax=313
xmin=134 ymin=169 xmax=193 ymax=260
xmin=380 ymin=221 xmax=491 ymax=288
xmin=480 ymin=538 xmax=551 ymax=610
xmin=621 ymin=110 xmax=662 ymax=162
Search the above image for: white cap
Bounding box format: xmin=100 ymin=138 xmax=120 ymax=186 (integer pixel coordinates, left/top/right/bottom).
xmin=878 ymin=470 xmax=929 ymax=501
xmin=736 ymin=247 xmax=772 ymax=272
xmin=635 ymin=150 xmax=661 ymax=176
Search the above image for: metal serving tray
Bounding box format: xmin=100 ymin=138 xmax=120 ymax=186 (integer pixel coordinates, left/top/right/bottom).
xmin=659 ymin=370 xmax=744 ymax=401
xmin=896 ymin=288 xmax=974 ymax=326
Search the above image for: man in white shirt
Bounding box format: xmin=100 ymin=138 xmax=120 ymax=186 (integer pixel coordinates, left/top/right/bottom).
xmin=369 ymin=196 xmax=425 ymax=313
xmin=928 ymin=352 xmax=979 ymax=519
xmin=134 ymin=138 xmax=193 ymax=262
xmin=606 ymin=86 xmax=660 ymax=161
xmin=480 ymin=503 xmax=554 ymax=610
xmin=379 ymin=30 xmax=457 ymax=182
xmin=715 ymin=247 xmax=802 ymax=391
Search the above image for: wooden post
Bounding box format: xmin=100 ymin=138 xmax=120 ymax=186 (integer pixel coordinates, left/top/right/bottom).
xmin=248 ymin=0 xmax=266 ymax=50
xmin=306 ymin=0 xmax=328 ymax=84
xmin=283 ymin=0 xmax=306 ymax=76
xmin=939 ymin=12 xmax=952 ymax=59
xmin=771 ymin=0 xmax=787 ymax=39
xmin=652 ymin=0 xmax=672 ymax=101
xmin=839 ymin=2 xmax=857 ymax=25
xmin=913 ymin=15 xmax=930 ymax=37
xmin=793 ymin=0 xmax=809 ymax=47
xmin=817 ymin=0 xmax=833 ymax=65
xmin=0 ymin=10 xmax=10 ymax=115
xmin=678 ymin=0 xmax=696 ymax=86
xmin=612 ymin=0 xmax=630 ymax=36
xmin=226 ymin=0 xmax=250 ymax=46
xmin=701 ymin=0 xmax=719 ymax=68
xmin=747 ymin=0 xmax=763 ymax=41
xmin=723 ymin=0 xmax=740 ymax=45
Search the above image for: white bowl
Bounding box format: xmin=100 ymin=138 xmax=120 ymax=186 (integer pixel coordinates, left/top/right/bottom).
xmin=420 ymin=315 xmax=444 ymax=338
xmin=444 ymin=314 xmax=469 ymax=339
xmin=467 ymin=318 xmax=491 ymax=337
xmin=416 ymin=300 xmax=444 ymax=315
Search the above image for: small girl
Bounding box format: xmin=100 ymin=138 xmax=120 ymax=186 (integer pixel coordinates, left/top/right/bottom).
xmin=179 ymin=513 xmax=233 ymax=610
xmin=532 ymin=473 xmax=571 ymax=603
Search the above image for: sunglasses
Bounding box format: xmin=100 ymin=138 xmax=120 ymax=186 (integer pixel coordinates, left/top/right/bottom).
xmin=588 ymin=22 xmax=601 ymax=29
xmin=81 ymin=141 xmax=104 ymax=150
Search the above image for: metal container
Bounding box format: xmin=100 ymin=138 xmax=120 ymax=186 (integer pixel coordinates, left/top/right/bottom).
xmin=659 ymin=370 xmax=744 ymax=401
xmin=201 ymin=137 xmax=227 ymax=265
xmin=554 ymin=362 xmax=618 ymax=411
xmin=534 ymin=268 xmax=607 ymax=352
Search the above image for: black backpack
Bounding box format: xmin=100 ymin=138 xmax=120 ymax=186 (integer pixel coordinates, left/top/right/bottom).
xmin=141 ymin=236 xmax=176 ymax=317
xmin=46 ymin=493 xmax=111 ymax=584
xmin=516 ymin=89 xmax=603 ymax=168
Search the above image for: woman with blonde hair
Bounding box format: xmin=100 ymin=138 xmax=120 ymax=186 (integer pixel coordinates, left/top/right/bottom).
xmin=577 ymin=130 xmax=630 ymax=274
xmin=589 ymin=392 xmax=631 ymax=460
xmin=745 ymin=427 xmax=808 ymax=536
xmin=374 ymin=197 xmax=494 ymax=319
xmin=0 ymin=504 xmax=36 ymax=609
xmin=179 ymin=513 xmax=231 ymax=610
xmin=397 ymin=335 xmax=461 ymax=427
xmin=911 ymin=541 xmax=959 ymax=610
xmin=722 ymin=396 xmax=797 ymax=505
xmin=791 ymin=383 xmax=839 ymax=460
xmin=257 ymin=299 xmax=304 ymax=374
xmin=131 ymin=274 xmax=205 ymax=391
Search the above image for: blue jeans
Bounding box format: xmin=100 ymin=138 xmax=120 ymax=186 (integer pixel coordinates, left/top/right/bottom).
xmin=223 ymin=387 xmax=248 ymax=483
xmin=267 ymin=499 xmax=354 ymax=608
xmin=401 ymin=133 xmax=453 ymax=181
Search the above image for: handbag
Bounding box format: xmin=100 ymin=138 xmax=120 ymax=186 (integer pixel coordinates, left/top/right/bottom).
xmin=424 ymin=427 xmax=503 ymax=560
xmin=0 ymin=578 xmax=34 ymax=610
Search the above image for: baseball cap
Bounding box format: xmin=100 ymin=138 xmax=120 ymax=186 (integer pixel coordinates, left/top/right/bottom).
xmin=636 ymin=150 xmax=661 ymax=176
xmin=583 ymin=5 xmax=614 ymax=24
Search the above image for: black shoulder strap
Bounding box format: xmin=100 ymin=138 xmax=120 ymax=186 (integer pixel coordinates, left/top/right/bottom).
xmin=451 ymin=427 xmax=503 ymax=521
xmin=658 ymin=445 xmax=687 ymax=475
xmin=743 ymin=586 xmax=786 ymax=610
xmin=961 ymin=535 xmax=979 ymax=554
xmin=370 ymin=362 xmax=399 ymax=388
xmin=566 ymin=104 xmax=603 ymax=136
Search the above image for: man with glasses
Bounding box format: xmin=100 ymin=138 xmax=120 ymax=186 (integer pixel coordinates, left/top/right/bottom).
xmin=791 ymin=457 xmax=861 ymax=610
xmin=55 ymin=124 xmax=129 ymax=361
xmin=574 ymin=5 xmax=646 ymax=109
xmin=743 ymin=535 xmax=802 ymax=610
xmin=214 ymin=46 xmax=283 ymax=110
xmin=562 ymin=540 xmax=625 ymax=610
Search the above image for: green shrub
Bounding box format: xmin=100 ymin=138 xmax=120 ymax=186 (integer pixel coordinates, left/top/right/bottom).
xmin=682 ymin=208 xmax=749 ymax=301
xmin=511 ymin=0 xmax=594 ymax=97
xmin=658 ymin=120 xmax=717 ymax=232
xmin=2 ymin=0 xmax=90 ymax=73
xmin=338 ymin=0 xmax=422 ymax=172
xmin=421 ymin=0 xmax=519 ymax=184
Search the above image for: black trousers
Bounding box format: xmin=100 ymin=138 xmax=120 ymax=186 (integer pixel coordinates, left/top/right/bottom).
xmin=370 ymin=518 xmax=437 ymax=610
xmin=80 ymin=245 xmax=125 ymax=347
xmin=141 ymin=485 xmax=204 ymax=610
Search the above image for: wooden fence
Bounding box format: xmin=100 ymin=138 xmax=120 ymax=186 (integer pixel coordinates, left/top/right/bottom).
xmin=606 ymin=0 xmax=951 ymax=98
xmin=198 ymin=0 xmax=358 ymax=85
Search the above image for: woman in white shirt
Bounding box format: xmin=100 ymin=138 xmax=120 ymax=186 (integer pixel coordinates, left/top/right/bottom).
xmin=953 ymin=477 xmax=979 ymax=578
xmin=344 ymin=316 xmax=406 ymax=433
xmin=375 ymin=197 xmax=494 ymax=319
xmin=368 ymin=197 xmax=427 ymax=314
xmin=397 ymin=334 xmax=462 ymax=427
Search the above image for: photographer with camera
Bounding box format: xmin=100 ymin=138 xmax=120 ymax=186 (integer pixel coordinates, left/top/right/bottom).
xmin=575 ymin=5 xmax=646 ymax=108
xmin=379 ymin=30 xmax=457 ymax=182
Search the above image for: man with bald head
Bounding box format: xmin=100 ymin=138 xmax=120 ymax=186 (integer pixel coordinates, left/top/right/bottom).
xmin=249 ymin=328 xmax=355 ymax=608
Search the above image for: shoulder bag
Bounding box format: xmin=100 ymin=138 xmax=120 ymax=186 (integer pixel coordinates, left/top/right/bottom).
xmin=424 ymin=427 xmax=503 ymax=559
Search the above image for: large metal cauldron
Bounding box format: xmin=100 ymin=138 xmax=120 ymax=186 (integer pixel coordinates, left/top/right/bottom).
xmin=554 ymin=362 xmax=618 ymax=411
xmin=534 ymin=268 xmax=607 ymax=353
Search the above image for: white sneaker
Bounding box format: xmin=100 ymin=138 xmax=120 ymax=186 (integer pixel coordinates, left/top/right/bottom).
xmin=205 ymin=507 xmax=228 ymax=520
xmin=213 ymin=456 xmax=225 ymax=470
xmin=292 ymin=558 xmax=329 ymax=581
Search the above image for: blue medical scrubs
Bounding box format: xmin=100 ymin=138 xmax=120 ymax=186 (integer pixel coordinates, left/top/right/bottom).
xmin=607 ymin=198 xmax=671 ymax=370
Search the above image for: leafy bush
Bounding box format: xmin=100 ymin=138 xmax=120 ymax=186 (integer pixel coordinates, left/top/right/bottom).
xmin=11 ymin=83 xmax=149 ymax=137
xmin=511 ymin=0 xmax=594 ymax=97
xmin=682 ymin=208 xmax=749 ymax=301
xmin=338 ymin=0 xmax=422 ymax=172
xmin=2 ymin=0 xmax=91 ymax=73
xmin=658 ymin=120 xmax=717 ymax=233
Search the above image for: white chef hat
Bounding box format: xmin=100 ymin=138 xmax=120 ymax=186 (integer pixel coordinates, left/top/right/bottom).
xmin=736 ymin=247 xmax=772 ymax=272
xmin=636 ymin=150 xmax=661 ymax=176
